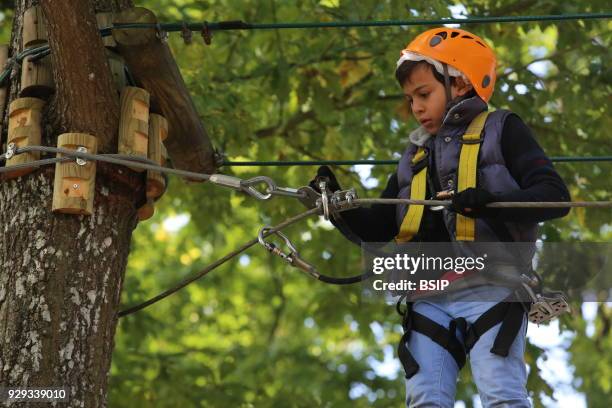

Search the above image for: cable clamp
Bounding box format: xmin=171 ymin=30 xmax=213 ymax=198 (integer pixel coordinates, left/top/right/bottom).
xmin=155 ymin=23 xmax=169 ymax=41
xmin=75 ymin=146 xmax=88 ymax=166
xmin=181 ymin=21 xmax=193 ymax=45
xmin=258 ymin=226 xmax=319 ymax=279
xmin=6 ymin=143 xmax=16 ymax=160
xmin=201 ymin=21 xmax=213 ymax=45
xmin=330 ymin=188 xmax=358 ymax=212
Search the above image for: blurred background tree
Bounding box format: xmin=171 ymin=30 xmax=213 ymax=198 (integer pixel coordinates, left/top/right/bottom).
xmin=2 ymin=0 xmax=609 ymax=406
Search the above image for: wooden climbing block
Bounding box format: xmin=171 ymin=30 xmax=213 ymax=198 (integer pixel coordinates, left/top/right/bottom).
xmin=52 ymin=133 xmax=98 ymax=215
xmin=137 ymin=198 xmax=155 ymax=221
xmin=96 ymin=12 xmax=117 ymax=49
xmin=22 ymin=6 xmax=48 ymax=49
xmin=118 ymin=86 xmax=150 ymax=171
xmin=146 ymin=113 xmax=168 ymax=199
xmin=20 ymin=6 xmax=54 ymax=98
xmin=20 ymin=54 xmax=54 ymax=97
xmin=106 ymin=49 xmax=126 ymax=93
xmin=113 ymin=7 xmax=216 ymax=176
xmin=5 ymin=97 xmax=45 ymax=178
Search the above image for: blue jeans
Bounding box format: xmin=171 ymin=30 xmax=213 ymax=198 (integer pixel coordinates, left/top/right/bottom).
xmin=404 ymin=286 xmax=530 ymax=408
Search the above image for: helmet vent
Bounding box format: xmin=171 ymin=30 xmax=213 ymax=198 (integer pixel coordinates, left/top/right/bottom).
xmin=435 ymin=31 xmax=448 ymax=39
xmin=429 ymin=36 xmax=443 ymax=47
xmin=476 ymin=40 xmax=486 ymax=48
xmin=482 ymin=75 xmax=491 ymax=88
xmin=461 ymin=35 xmax=473 ymax=39
xmin=450 ymin=31 xmax=460 ymax=38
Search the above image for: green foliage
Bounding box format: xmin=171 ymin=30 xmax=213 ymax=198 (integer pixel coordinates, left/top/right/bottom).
xmin=109 ymin=1 xmax=610 ymax=407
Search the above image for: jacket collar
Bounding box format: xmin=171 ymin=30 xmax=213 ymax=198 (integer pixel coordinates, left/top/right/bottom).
xmin=407 ymin=95 xmax=488 ymax=147
xmin=439 ymin=95 xmax=488 ymax=131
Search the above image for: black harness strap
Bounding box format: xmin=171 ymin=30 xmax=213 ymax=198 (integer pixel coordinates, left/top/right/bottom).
xmin=396 ymin=296 xmax=467 ymax=378
xmin=464 ymin=300 xmax=528 ymax=357
xmin=396 ymin=295 xmax=529 ymax=378
xmin=412 ymin=312 xmax=467 ymax=370
xmin=396 ymin=297 xmax=420 ymax=378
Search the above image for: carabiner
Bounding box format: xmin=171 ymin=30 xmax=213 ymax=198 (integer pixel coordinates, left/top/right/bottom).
xmin=258 ymin=226 xmax=320 ymax=279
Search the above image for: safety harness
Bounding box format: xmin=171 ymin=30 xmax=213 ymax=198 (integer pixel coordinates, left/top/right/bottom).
xmin=393 ymin=109 xmax=550 ymax=378
xmin=396 ymin=110 xmax=490 ymax=243
xmin=396 ymin=292 xmax=531 ymax=378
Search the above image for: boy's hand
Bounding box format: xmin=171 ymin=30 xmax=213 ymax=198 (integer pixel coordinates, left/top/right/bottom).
xmin=308 ymin=165 xmax=341 ymax=193
xmin=451 ymin=188 xmax=497 ymax=218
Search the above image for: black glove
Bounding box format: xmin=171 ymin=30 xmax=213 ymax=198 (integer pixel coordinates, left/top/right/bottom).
xmin=451 ymin=187 xmax=498 ymax=218
xmin=308 ymin=165 xmax=341 ymax=193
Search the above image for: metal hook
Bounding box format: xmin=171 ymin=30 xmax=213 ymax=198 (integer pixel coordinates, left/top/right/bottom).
xmin=258 ymin=226 xmax=319 ymax=279
xmin=240 ymin=176 xmax=277 ymax=200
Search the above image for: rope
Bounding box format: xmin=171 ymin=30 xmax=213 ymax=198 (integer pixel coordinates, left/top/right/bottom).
xmin=118 ymin=207 xmax=321 ymax=317
xmin=221 ymin=156 xmax=612 ymax=167
xmin=354 ymin=198 xmax=612 ymax=208
xmin=2 ymin=145 xmax=607 ymax=316
xmin=2 ymin=146 xmax=611 ymax=208
xmin=2 ymin=12 xmax=610 ymax=85
xmin=105 ymin=13 xmax=612 ymax=34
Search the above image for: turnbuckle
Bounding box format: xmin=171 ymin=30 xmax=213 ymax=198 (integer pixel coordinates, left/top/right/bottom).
xmin=258 ymin=226 xmax=320 ymax=279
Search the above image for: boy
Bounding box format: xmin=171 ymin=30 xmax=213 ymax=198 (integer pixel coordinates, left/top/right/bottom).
xmin=310 ymin=28 xmax=570 ymax=407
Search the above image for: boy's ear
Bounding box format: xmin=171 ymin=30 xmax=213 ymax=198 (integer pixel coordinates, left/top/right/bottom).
xmin=453 ymin=76 xmax=474 ymax=97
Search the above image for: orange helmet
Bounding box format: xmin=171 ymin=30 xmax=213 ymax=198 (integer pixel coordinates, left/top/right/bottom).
xmin=398 ymin=28 xmax=497 ymax=102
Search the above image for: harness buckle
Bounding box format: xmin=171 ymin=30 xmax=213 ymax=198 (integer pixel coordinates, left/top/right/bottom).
xmin=410 ymin=150 xmax=429 ymax=173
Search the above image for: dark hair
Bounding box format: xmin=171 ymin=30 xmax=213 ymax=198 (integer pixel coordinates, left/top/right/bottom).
xmin=395 ymin=60 xmax=449 ymax=87
xmin=395 ymin=60 xmax=477 ymax=99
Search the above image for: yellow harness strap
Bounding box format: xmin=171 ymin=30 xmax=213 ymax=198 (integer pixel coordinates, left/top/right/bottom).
xmin=456 ymin=111 xmax=490 ymax=241
xmin=395 ymin=147 xmax=428 ymax=243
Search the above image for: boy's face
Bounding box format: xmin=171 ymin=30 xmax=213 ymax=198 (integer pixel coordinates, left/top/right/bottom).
xmin=402 ymin=63 xmax=470 ymax=135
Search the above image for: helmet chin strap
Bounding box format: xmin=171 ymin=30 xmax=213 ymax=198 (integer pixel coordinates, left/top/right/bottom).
xmin=442 ymin=63 xmax=453 ymax=105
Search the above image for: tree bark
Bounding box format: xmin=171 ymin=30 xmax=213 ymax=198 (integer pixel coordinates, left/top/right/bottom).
xmin=40 ymin=0 xmax=119 ymax=153
xmin=0 ymin=1 xmax=137 ymax=407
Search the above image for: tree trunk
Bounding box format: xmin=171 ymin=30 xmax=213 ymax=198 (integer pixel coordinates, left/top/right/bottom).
xmin=0 ymin=1 xmax=139 ymax=406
